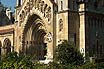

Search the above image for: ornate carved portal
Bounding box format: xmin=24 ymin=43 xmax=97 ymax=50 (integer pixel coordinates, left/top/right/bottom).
xmin=22 ymin=14 xmax=48 ymax=60
xmin=19 ymin=0 xmax=51 ymax=24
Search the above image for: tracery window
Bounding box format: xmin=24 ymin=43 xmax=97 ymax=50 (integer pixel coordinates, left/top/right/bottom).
xmin=59 ymin=19 xmax=63 ymax=32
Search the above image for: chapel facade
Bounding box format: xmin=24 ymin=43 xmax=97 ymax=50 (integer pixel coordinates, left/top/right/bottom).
xmin=0 ymin=0 xmax=104 ymax=62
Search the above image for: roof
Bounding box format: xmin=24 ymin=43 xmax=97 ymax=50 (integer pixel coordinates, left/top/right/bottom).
xmin=0 ymin=28 xmax=14 ymax=34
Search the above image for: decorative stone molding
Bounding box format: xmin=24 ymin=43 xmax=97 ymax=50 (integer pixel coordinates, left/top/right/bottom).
xmin=45 ymin=32 xmax=52 ymax=42
xmin=19 ymin=0 xmax=52 ymax=24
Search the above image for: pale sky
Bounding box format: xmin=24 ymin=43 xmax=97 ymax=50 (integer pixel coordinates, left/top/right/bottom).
xmin=1 ymin=0 xmax=16 ymax=12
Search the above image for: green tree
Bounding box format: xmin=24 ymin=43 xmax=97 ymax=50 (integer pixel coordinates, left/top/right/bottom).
xmin=0 ymin=52 xmax=34 ymax=69
xmin=56 ymin=40 xmax=84 ymax=65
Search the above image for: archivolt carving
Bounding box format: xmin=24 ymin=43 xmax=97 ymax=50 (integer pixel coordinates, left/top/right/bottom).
xmin=44 ymin=4 xmax=48 ymax=17
xmin=23 ymin=2 xmax=30 ymax=16
xmin=41 ymin=1 xmax=44 ymax=13
xmin=19 ymin=10 xmax=25 ymax=25
xmin=19 ymin=14 xmax=22 ymax=23
xmin=36 ymin=0 xmax=41 ymax=9
xmin=46 ymin=7 xmax=51 ymax=21
xmin=34 ymin=0 xmax=37 ymax=8
xmin=30 ymin=0 xmax=34 ymax=10
xmin=19 ymin=0 xmax=52 ymax=24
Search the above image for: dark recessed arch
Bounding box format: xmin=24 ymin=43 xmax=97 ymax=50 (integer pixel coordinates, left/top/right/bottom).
xmin=3 ymin=38 xmax=11 ymax=54
xmin=22 ymin=14 xmax=47 ymax=60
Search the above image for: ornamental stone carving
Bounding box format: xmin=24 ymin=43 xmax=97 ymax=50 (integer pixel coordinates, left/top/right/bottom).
xmin=45 ymin=32 xmax=52 ymax=42
xmin=41 ymin=1 xmax=44 ymax=13
xmin=47 ymin=7 xmax=51 ymax=22
xmin=44 ymin=4 xmax=48 ymax=17
xmin=19 ymin=10 xmax=25 ymax=25
xmin=30 ymin=0 xmax=34 ymax=10
xmin=19 ymin=0 xmax=52 ymax=24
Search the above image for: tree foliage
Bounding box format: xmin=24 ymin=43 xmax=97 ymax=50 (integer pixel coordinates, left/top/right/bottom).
xmin=56 ymin=40 xmax=84 ymax=65
xmin=0 ymin=42 xmax=104 ymax=69
xmin=0 ymin=52 xmax=34 ymax=69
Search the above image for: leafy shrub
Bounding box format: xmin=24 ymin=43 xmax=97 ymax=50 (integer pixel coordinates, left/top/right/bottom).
xmin=56 ymin=40 xmax=84 ymax=65
xmin=0 ymin=52 xmax=35 ymax=69
xmin=0 ymin=43 xmax=104 ymax=69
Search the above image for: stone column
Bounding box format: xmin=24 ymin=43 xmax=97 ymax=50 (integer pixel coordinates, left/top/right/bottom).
xmin=79 ymin=3 xmax=86 ymax=57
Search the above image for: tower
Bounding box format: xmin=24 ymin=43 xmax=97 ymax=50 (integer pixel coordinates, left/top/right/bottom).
xmin=56 ymin=0 xmax=69 ymax=45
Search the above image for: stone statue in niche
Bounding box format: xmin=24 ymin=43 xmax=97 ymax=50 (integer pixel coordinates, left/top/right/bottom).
xmin=37 ymin=0 xmax=41 ymax=10
xmin=34 ymin=0 xmax=37 ymax=8
xmin=30 ymin=0 xmax=33 ymax=10
xmin=47 ymin=7 xmax=51 ymax=21
xmin=26 ymin=2 xmax=30 ymax=13
xmin=22 ymin=0 xmax=52 ymax=23
xmin=44 ymin=4 xmax=48 ymax=17
xmin=41 ymin=1 xmax=44 ymax=13
xmin=24 ymin=5 xmax=29 ymax=15
xmin=44 ymin=6 xmax=51 ymax=22
xmin=38 ymin=1 xmax=42 ymax=11
xmin=45 ymin=7 xmax=49 ymax=18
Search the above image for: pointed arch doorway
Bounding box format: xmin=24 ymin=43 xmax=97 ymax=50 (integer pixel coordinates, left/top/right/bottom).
xmin=22 ymin=14 xmax=47 ymax=60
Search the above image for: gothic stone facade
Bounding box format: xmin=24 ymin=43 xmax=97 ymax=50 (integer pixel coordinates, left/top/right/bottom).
xmin=0 ymin=0 xmax=104 ymax=62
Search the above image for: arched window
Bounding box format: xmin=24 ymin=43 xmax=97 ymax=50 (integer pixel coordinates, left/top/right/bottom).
xmin=59 ymin=19 xmax=63 ymax=32
xmin=3 ymin=38 xmax=11 ymax=54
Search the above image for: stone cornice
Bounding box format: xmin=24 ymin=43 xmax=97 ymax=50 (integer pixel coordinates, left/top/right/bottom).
xmin=0 ymin=28 xmax=14 ymax=34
